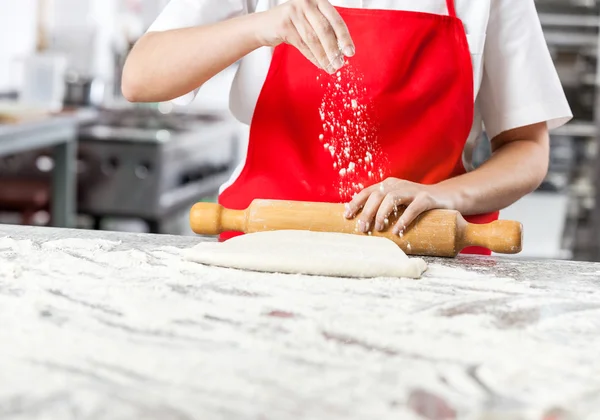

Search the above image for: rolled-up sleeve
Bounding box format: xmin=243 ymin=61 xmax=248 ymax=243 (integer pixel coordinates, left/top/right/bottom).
xmin=479 ymin=0 xmax=572 ymax=140
xmin=147 ymin=0 xmax=256 ymax=104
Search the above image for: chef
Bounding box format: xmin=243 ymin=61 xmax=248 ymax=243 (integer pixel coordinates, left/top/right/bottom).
xmin=123 ymin=0 xmax=572 ymax=255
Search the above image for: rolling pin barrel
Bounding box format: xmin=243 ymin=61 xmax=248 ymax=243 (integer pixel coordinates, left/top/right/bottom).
xmin=190 ymin=199 xmax=523 ymax=257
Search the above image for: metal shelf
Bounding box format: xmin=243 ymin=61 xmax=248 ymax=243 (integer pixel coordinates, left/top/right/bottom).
xmin=552 ymin=121 xmax=597 ymax=137
xmin=535 ymin=1 xmax=600 ymax=260
xmin=539 ymin=13 xmax=600 ymax=27
xmin=544 ymin=31 xmax=599 ymax=47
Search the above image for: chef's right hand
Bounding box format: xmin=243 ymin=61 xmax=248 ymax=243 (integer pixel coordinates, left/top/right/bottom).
xmin=257 ymin=0 xmax=355 ymax=74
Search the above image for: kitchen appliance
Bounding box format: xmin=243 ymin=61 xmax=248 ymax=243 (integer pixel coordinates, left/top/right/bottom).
xmin=3 ymin=108 xmax=239 ymax=233
xmin=63 ymin=72 xmax=105 ymax=108
xmin=535 ymin=0 xmax=600 ymax=261
xmin=17 ymin=53 xmax=68 ymax=112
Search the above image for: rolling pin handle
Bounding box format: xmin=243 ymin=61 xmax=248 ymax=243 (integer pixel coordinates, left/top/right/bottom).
xmin=190 ymin=202 xmax=223 ymax=235
xmin=189 ymin=202 xmax=247 ymax=235
xmin=461 ymin=219 xmax=523 ymax=254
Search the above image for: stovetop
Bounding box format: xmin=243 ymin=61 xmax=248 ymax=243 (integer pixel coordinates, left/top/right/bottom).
xmin=0 ymin=106 xmax=240 ymax=223
xmin=96 ymin=108 xmax=221 ymax=129
xmin=79 ymin=108 xmax=225 ymax=143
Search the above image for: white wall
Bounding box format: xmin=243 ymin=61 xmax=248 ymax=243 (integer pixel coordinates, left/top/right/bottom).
xmin=141 ymin=0 xmax=169 ymax=30
xmin=0 ymin=0 xmax=38 ymax=91
xmin=0 ymin=0 xmax=235 ymax=112
xmin=47 ymin=0 xmax=118 ymax=80
xmin=0 ymin=0 xmax=117 ymax=90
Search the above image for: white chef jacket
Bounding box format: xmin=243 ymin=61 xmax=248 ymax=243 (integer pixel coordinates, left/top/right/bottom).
xmin=148 ymin=0 xmax=572 ymax=177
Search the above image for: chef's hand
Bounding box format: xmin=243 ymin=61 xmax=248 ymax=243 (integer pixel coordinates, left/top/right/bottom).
xmin=257 ymin=0 xmax=355 ymax=73
xmin=344 ymin=178 xmax=457 ymax=235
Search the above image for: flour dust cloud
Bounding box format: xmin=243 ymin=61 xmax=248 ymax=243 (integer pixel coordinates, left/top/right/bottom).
xmin=317 ymin=63 xmax=389 ymax=202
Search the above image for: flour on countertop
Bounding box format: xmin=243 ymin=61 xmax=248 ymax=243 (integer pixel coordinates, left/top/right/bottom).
xmin=0 ymin=261 xmax=22 ymax=279
xmin=41 ymin=238 xmax=121 ymax=252
xmin=1 ymin=235 xmax=600 ymax=419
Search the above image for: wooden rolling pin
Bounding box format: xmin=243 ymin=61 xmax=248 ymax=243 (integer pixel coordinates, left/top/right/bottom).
xmin=189 ymin=199 xmax=523 ymax=257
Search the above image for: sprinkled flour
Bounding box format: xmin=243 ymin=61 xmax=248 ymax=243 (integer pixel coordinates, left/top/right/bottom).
xmin=317 ymin=63 xmax=389 ymax=201
xmin=2 ymin=235 xmax=600 ymax=419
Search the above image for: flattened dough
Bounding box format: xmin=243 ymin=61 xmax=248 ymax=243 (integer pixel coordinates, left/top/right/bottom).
xmin=185 ymin=230 xmax=427 ymax=279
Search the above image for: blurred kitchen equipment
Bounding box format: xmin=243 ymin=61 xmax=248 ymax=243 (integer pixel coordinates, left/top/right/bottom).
xmin=74 ymin=109 xmax=238 ymax=232
xmin=63 ymin=71 xmax=105 ymax=108
xmin=534 ymin=0 xmax=600 ymax=261
xmin=0 ymin=101 xmax=49 ymax=124
xmin=4 ymin=108 xmax=240 ymax=233
xmin=0 ymin=179 xmax=50 ymax=226
xmin=17 ymin=53 xmax=68 ymax=112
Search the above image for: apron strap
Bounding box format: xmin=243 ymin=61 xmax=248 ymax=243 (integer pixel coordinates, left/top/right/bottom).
xmin=446 ymin=0 xmax=457 ymax=17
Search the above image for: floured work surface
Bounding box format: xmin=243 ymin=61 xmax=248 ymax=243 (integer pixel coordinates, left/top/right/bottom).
xmin=1 ymin=224 xmax=600 ymax=420
xmin=185 ymin=230 xmax=428 ymax=279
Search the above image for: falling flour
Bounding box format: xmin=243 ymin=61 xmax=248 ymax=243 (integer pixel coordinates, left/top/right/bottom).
xmin=317 ymin=63 xmax=389 ymax=201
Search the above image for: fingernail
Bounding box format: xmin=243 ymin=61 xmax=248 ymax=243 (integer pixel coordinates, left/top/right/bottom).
xmin=375 ymin=222 xmax=384 ymax=231
xmin=357 ymin=220 xmax=369 ymax=233
xmin=344 ymin=204 xmax=352 ymax=218
xmin=332 ymin=54 xmax=344 ymax=70
xmin=343 ymin=45 xmax=355 ymax=57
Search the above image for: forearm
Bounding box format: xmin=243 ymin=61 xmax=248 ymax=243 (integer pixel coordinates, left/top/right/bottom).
xmin=347 ymin=123 xmax=550 ymax=232
xmin=438 ymin=135 xmax=549 ymax=215
xmin=122 ymin=13 xmax=264 ymax=103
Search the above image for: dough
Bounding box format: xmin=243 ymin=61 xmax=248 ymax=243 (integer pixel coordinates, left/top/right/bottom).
xmin=185 ymin=230 xmax=427 ymax=279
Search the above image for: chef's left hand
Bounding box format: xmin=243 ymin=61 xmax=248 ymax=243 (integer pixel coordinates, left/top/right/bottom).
xmin=344 ymin=178 xmax=456 ymax=235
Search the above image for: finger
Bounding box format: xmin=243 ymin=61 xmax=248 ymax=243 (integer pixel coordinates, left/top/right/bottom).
xmin=374 ymin=193 xmax=403 ymax=231
xmin=285 ymin=26 xmax=321 ymax=68
xmin=344 ymin=185 xmax=376 ymax=218
xmin=290 ymin=12 xmax=330 ymax=72
xmin=357 ymin=191 xmax=386 ymax=233
xmin=304 ymin=7 xmax=344 ymax=72
xmin=316 ymin=0 xmax=355 ymax=56
xmin=393 ymin=195 xmax=430 ymax=236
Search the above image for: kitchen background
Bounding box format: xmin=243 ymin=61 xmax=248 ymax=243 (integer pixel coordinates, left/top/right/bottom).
xmin=0 ymin=0 xmax=598 ymax=261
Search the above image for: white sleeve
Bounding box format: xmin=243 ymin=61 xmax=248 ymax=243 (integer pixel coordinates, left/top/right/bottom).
xmin=146 ymin=0 xmax=258 ymax=105
xmin=478 ymin=0 xmax=572 ymax=140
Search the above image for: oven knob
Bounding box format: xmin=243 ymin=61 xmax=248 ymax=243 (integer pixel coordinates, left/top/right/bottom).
xmin=101 ymin=157 xmax=119 ymax=175
xmin=135 ymin=162 xmax=152 ymax=179
xmin=35 ymin=155 xmax=54 ymax=172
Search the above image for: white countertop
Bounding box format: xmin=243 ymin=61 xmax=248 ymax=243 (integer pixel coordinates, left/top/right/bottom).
xmin=1 ymin=225 xmax=600 ymax=420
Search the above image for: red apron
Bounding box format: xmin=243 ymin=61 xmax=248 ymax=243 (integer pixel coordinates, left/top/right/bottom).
xmin=219 ymin=0 xmax=499 ymax=255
